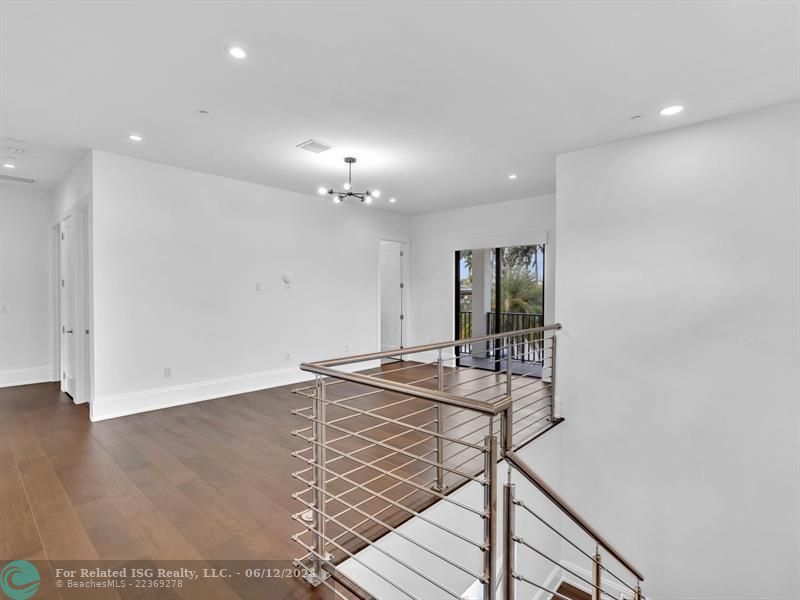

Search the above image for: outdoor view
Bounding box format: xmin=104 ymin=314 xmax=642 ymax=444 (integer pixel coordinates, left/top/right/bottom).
xmin=458 ymin=245 xmax=545 ymax=329
xmin=456 ymin=244 xmax=546 ymax=375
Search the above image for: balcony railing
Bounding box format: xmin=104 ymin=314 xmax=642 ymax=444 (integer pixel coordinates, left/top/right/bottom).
xmin=290 ymin=325 xmax=645 ymax=600
xmin=459 ymin=312 xmax=545 ymax=363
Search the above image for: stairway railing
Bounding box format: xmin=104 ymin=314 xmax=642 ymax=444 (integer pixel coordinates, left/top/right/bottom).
xmin=291 ymin=324 xmax=644 ymax=600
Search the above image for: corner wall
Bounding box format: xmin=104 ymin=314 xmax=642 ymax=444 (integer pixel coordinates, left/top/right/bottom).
xmin=0 ymin=185 xmax=55 ymax=386
xmin=555 ymin=102 xmax=800 ymax=599
xmin=408 ymin=194 xmax=556 ymax=348
xmin=89 ymin=151 xmax=410 ymax=420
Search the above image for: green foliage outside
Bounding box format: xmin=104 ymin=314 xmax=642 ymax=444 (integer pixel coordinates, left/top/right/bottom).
xmin=459 ymin=245 xmax=544 ymax=323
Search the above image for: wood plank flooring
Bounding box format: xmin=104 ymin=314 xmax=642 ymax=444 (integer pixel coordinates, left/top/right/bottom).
xmin=0 ymin=362 xmax=551 ymax=599
xmin=0 ymin=379 xmax=348 ymax=599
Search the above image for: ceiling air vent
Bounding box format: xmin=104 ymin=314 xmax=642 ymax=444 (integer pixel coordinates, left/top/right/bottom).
xmin=296 ymin=139 xmax=333 ymax=154
xmin=0 ymin=174 xmax=36 ymax=184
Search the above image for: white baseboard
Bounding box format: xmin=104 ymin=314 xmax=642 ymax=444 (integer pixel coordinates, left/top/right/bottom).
xmin=0 ymin=365 xmax=55 ymax=388
xmin=89 ymin=360 xmax=381 ymax=422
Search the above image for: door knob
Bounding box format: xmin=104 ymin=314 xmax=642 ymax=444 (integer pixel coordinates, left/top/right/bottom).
xmin=62 ymin=326 xmax=73 ymax=334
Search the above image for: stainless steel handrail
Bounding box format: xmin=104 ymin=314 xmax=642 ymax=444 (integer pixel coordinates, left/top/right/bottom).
xmin=293 ymin=323 xmax=645 ymax=600
xmin=505 ymin=449 xmax=645 ymax=582
xmin=305 ymin=323 xmax=562 ymax=367
xmin=299 ymin=362 xmax=511 ymax=415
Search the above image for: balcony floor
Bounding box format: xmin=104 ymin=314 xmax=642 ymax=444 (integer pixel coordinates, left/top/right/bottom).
xmin=456 ymin=355 xmax=544 ymax=377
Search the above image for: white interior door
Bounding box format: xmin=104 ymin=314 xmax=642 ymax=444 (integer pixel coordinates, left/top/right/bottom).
xmin=380 ymin=241 xmax=405 ymax=357
xmin=59 ymin=216 xmax=76 ymax=398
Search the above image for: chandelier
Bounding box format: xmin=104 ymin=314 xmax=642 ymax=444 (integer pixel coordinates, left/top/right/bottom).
xmin=318 ymin=157 xmax=395 ymax=204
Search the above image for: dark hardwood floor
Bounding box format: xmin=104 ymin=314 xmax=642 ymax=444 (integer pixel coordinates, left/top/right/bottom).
xmin=0 ymin=362 xmax=550 ymax=599
xmin=0 ymin=378 xmax=351 ymax=599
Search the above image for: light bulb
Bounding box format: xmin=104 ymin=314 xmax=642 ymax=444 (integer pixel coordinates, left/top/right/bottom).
xmin=373 ymin=190 xmax=381 ymax=198
xmin=389 ymin=197 xmax=397 ymax=203
xmin=2 ymin=163 xmax=16 ymax=169
xmin=659 ymin=105 xmax=684 ymax=116
xmin=318 ymin=187 xmax=328 ymax=195
xmin=364 ymin=196 xmax=372 ymax=204
xmin=333 ymin=195 xmax=342 ymax=203
xmin=343 ymin=182 xmax=351 ymax=191
xmin=128 ymin=134 xmax=143 ymax=142
xmin=229 ymin=46 xmax=247 ymax=59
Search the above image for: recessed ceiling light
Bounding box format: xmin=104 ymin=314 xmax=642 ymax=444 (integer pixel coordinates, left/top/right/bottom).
xmin=3 ymin=163 xmax=16 ymax=169
xmin=508 ymin=174 xmax=517 ymax=180
xmin=128 ymin=134 xmax=143 ymax=142
xmin=659 ymin=105 xmax=684 ymax=116
xmin=229 ymin=46 xmax=247 ymax=59
xmin=318 ymin=187 xmax=328 ymax=195
xmin=389 ymin=197 xmax=397 ymax=203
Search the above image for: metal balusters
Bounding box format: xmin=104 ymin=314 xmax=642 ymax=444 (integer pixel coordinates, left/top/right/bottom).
xmin=505 ymin=337 xmax=513 ymax=398
xmin=503 ymin=481 xmax=515 ymax=600
xmin=483 ymin=434 xmax=498 ymax=600
xmin=435 ymin=348 xmax=445 ymax=491
xmin=307 ymin=375 xmax=329 ymax=585
xmin=593 ymin=546 xmax=602 ymax=600
xmin=549 ymin=333 xmax=558 ymax=421
xmin=291 ymin=323 xmax=644 ymax=600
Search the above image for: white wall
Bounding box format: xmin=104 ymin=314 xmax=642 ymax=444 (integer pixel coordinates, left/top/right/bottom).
xmin=408 ymin=194 xmax=556 ymax=348
xmin=51 ymin=152 xmax=94 ymax=403
xmin=555 ymin=102 xmax=800 ymax=599
xmin=52 ymin=151 xmax=92 ymax=221
xmin=89 ymin=151 xmax=409 ymax=420
xmin=0 ymin=185 xmax=55 ymax=386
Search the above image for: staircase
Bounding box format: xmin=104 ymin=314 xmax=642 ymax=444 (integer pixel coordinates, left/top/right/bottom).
xmin=291 ymin=325 xmax=645 ymax=600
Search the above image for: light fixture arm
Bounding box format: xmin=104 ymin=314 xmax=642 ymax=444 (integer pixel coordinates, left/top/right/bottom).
xmin=324 ymin=157 xmax=379 ymax=204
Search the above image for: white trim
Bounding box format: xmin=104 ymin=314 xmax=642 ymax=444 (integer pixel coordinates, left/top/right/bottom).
xmin=0 ymin=366 xmax=55 ymax=388
xmin=448 ymin=230 xmax=549 ymax=253
xmin=377 ymin=237 xmax=410 ymax=354
xmin=89 ymin=360 xmax=381 ymax=421
xmin=560 ymin=560 xmax=638 ymax=600
xmin=531 ymin=565 xmax=564 ymax=600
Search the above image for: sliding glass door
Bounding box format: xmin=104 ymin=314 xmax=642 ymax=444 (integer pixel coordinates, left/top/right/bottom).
xmin=455 ymin=244 xmax=545 ymax=377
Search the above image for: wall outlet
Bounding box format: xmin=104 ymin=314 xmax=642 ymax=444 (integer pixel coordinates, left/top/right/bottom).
xmin=255 ymin=282 xmax=263 ymax=291
xmin=164 ymin=367 xmax=172 ymax=377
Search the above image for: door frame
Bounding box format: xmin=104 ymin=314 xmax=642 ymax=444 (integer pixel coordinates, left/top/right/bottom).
xmin=455 ymin=244 xmax=547 ymax=372
xmin=57 ymin=206 xmax=92 ymax=405
xmin=377 ymin=238 xmax=409 ymax=356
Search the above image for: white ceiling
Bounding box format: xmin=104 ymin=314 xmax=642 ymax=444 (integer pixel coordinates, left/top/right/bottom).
xmin=0 ymin=137 xmax=86 ymax=190
xmin=1 ymin=1 xmax=798 ymax=213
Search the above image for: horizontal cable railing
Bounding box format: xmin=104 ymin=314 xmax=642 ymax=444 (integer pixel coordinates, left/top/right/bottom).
xmin=290 ymin=324 xmax=644 ymax=600
xmin=459 ymin=312 xmax=544 ymax=362
xmin=504 ymin=450 xmax=644 ymax=600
